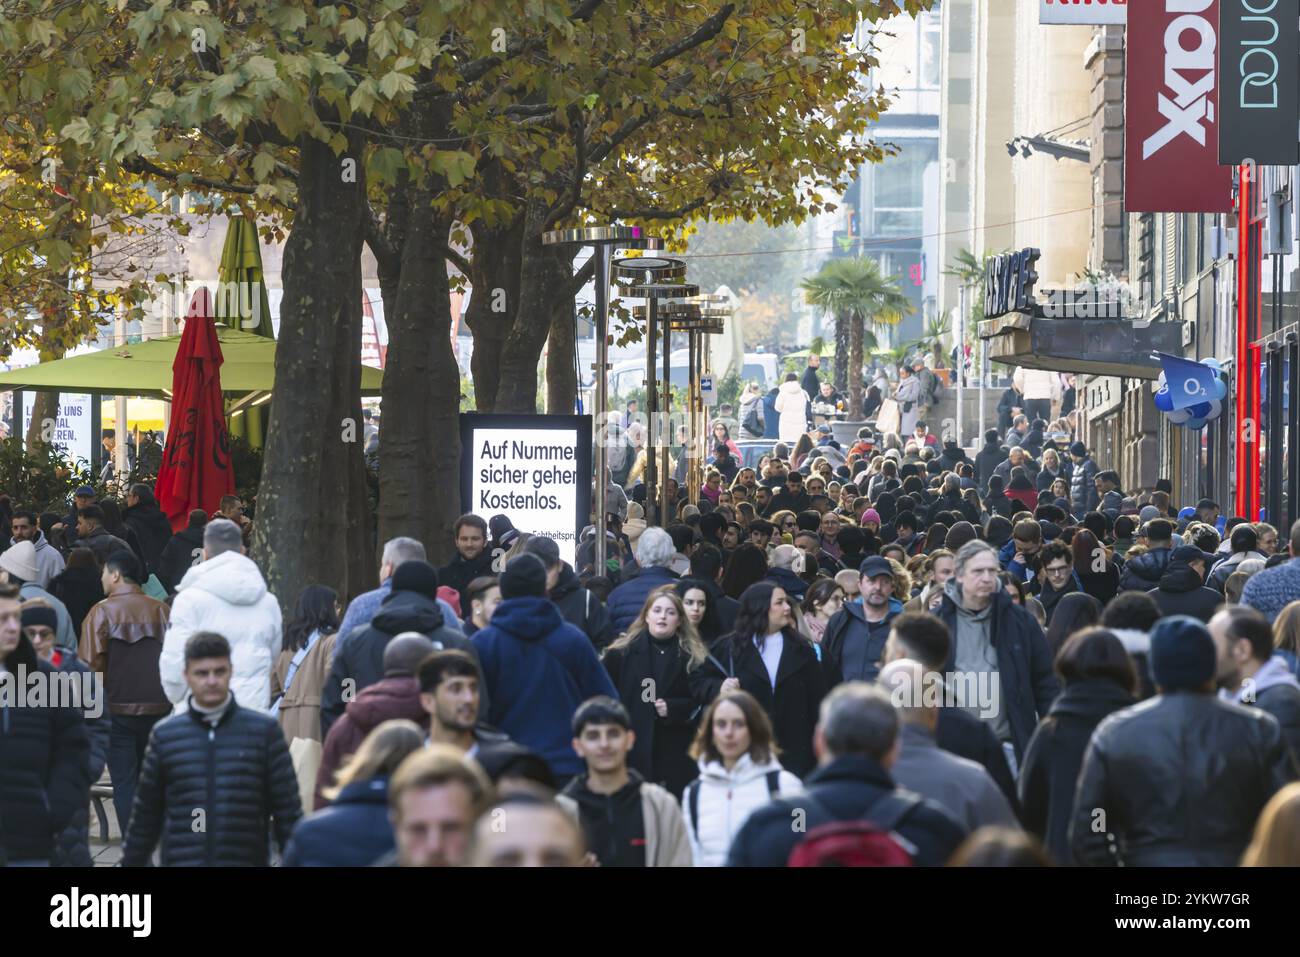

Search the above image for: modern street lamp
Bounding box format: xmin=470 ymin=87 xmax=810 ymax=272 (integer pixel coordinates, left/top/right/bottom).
xmin=541 ymin=226 xmax=661 ymax=574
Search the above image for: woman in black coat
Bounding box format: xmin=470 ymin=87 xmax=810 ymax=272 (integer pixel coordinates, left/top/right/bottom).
xmin=688 ymin=581 xmax=826 ymax=778
xmin=1018 ymin=627 xmax=1137 ymax=865
xmin=1071 ymin=529 xmax=1121 ymax=607
xmin=602 ymin=586 xmax=711 ymax=797
xmin=48 ymin=548 xmax=105 ymax=637
xmin=677 ymin=577 xmax=724 ymax=643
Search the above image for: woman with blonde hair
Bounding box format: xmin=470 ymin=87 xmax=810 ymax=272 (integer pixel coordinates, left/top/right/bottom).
xmin=602 ymin=586 xmax=710 ymax=796
xmin=1274 ymin=601 xmax=1300 ymax=676
xmin=284 ymin=719 xmax=425 ymax=866
xmin=1241 ymin=782 xmax=1300 ymax=866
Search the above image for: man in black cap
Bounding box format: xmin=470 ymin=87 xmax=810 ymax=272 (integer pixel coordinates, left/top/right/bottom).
xmin=1070 ymin=616 xmax=1295 ymax=866
xmin=321 ymin=560 xmax=482 ymax=738
xmin=1146 ymin=544 xmax=1222 ymax=622
xmin=821 ymin=556 xmax=899 ymax=684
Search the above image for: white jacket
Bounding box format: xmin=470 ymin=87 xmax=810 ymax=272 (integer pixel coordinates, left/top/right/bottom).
xmin=682 ymin=753 xmax=801 ymax=866
xmin=159 ymin=550 xmax=283 ymax=713
xmin=774 ymin=380 xmax=809 ymax=446
xmin=1012 ymin=367 xmax=1062 ymax=403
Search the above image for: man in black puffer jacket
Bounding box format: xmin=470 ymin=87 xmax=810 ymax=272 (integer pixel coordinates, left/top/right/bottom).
xmin=974 ymin=430 xmax=1007 ymax=494
xmin=320 ymin=561 xmax=482 ymax=738
xmin=1119 ymin=519 xmax=1175 ymax=592
xmin=122 ymin=632 xmax=301 ymax=866
xmin=0 ymin=583 xmax=90 ymax=866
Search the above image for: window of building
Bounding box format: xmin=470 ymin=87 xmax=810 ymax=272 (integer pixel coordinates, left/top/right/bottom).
xmin=871 ymin=141 xmax=934 ymax=238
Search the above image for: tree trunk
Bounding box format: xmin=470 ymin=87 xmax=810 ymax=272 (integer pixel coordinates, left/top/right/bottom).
xmin=376 ymin=197 xmax=462 ymax=563
xmin=492 ymin=202 xmax=572 ymax=413
xmin=251 ymin=131 xmax=369 ymax=615
xmin=833 ymin=311 xmax=849 ymax=393
xmin=545 ymin=296 xmax=577 ymax=414
xmin=463 ymin=170 xmax=524 ymax=413
xmin=848 ymin=311 xmax=865 ymax=419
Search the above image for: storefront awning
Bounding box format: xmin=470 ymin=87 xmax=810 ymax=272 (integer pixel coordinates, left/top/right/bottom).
xmin=0 ymin=325 xmax=385 ymax=397
xmin=977 ymin=314 xmax=1185 ymax=379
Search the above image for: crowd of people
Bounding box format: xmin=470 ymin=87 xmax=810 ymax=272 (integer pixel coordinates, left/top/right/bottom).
xmin=3 ymin=362 xmax=1300 ymax=868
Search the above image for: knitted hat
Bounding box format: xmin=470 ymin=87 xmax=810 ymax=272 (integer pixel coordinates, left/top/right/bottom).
xmin=20 ymin=604 xmax=57 ymax=631
xmin=500 ymin=553 xmax=548 ymax=599
xmin=860 ymin=508 xmax=881 ymax=526
xmin=944 ymin=521 xmax=978 ymax=552
xmin=0 ymin=541 xmax=40 ymax=584
xmin=1148 ymin=616 xmax=1216 ymax=693
xmin=984 ymin=516 xmax=1014 ymax=549
xmin=1069 ymin=441 xmax=1087 ymax=457
xmin=391 ymin=560 xmax=440 ymax=600
xmin=1139 ymin=505 xmax=1161 ymax=524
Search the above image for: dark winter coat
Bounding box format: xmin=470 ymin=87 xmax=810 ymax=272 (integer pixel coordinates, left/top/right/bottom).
xmin=820 ymin=601 xmax=897 ymax=685
xmin=1018 ymin=678 xmax=1136 ymax=865
xmin=0 ymin=637 xmax=90 ymax=864
xmin=1069 ymin=692 xmax=1296 ymax=867
xmin=49 ymin=565 xmax=106 ymax=638
xmin=121 ymin=697 xmax=302 ymax=866
xmin=473 ymin=596 xmax=618 ymax=778
xmin=603 ymin=634 xmax=704 ymax=798
xmin=314 ymin=676 xmax=427 ymax=809
xmin=551 ymin=563 xmax=615 ymax=649
xmin=122 ymin=501 xmax=176 ymax=576
xmin=936 ymin=706 xmax=1019 ymax=814
xmin=156 ymin=523 xmax=206 ymax=594
xmin=1076 ymin=562 xmax=1121 ymax=607
xmin=690 ymin=631 xmax=825 ymax=777
xmin=801 ymin=365 xmax=822 ymax=404
xmin=438 ymin=551 xmax=496 ymax=612
xmin=321 ymin=590 xmax=480 ymax=739
xmin=726 ymin=755 xmax=967 ymax=867
xmin=51 ymin=650 xmax=110 ymax=867
xmin=763 ymin=566 xmax=809 ymax=604
xmin=1147 ymin=562 xmax=1223 ymax=623
xmin=939 ymin=443 xmax=970 ymax=473
xmin=974 ymin=442 xmax=1007 ymax=493
xmin=1119 ymin=546 xmax=1173 ymax=593
xmin=1069 ymin=456 xmax=1099 ymax=517
xmin=78 ymin=525 xmax=133 ymax=567
xmin=284 ymin=777 xmax=395 ymax=866
xmin=606 ymin=565 xmax=680 ymax=636
xmin=935 ymin=589 xmax=1060 ymax=761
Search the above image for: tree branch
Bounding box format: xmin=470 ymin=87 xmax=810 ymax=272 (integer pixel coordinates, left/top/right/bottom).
xmin=544 ymin=105 xmax=587 ymax=232
xmin=649 ymin=4 xmax=734 ymax=68
xmin=121 ymin=157 xmax=258 ymax=195
xmin=563 ymin=255 xmax=596 ymax=302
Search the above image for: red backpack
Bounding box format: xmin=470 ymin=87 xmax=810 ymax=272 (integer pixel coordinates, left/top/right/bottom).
xmin=787 ymin=793 xmax=919 ymax=867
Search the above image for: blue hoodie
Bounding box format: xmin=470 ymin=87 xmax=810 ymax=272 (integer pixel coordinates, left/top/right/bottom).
xmin=472 ymin=597 xmax=618 ymax=778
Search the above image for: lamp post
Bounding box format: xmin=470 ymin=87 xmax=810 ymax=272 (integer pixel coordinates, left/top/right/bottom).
xmin=541 ymin=226 xmax=661 ymax=574
xmin=659 ymin=295 xmax=729 ymax=506
xmin=612 ymin=256 xmax=694 ymax=526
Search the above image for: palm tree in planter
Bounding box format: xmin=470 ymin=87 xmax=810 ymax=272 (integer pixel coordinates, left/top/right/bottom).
xmin=801 ymin=258 xmax=913 ymax=418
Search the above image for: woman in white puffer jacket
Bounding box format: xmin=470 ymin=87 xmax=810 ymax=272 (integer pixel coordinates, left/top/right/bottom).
xmin=682 ymin=690 xmax=802 ymax=866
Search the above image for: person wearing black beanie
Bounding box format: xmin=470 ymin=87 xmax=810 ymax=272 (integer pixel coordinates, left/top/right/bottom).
xmin=1070 ymin=616 xmax=1294 ymax=867
xmin=499 ymin=553 xmax=548 ymax=599
xmin=391 ymin=559 xmax=440 ymax=600
xmin=321 ymin=560 xmax=480 ymax=739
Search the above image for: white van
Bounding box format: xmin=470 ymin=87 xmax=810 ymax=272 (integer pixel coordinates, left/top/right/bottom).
xmin=607 ymin=352 xmax=779 ymax=400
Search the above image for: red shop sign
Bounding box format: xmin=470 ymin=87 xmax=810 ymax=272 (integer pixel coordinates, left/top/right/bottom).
xmin=1125 ymin=0 xmax=1233 ymax=213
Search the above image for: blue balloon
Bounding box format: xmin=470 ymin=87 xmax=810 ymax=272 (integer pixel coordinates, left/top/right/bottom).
xmin=1166 ymin=405 xmax=1192 ymax=425
xmin=1155 ymin=388 xmax=1175 ymax=412
xmin=1213 ymin=378 xmax=1227 ymax=401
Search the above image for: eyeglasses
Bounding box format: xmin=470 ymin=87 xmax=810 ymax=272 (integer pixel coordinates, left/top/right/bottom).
xmin=1044 ymin=564 xmax=1072 ymax=577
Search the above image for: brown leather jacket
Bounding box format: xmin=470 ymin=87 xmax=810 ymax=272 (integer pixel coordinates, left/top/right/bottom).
xmin=78 ymin=582 xmax=172 ymax=716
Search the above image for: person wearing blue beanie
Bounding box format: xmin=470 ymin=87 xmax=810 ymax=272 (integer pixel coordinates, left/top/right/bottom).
xmin=1068 ymin=614 xmax=1295 ymax=866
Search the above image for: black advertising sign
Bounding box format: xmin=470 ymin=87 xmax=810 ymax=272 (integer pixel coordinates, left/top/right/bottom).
xmin=1219 ymin=0 xmax=1299 ymax=165
xmin=984 ymin=248 xmax=1041 ymax=319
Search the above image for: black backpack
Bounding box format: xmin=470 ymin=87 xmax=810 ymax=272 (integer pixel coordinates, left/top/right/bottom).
xmin=687 ymin=770 xmax=782 ymax=841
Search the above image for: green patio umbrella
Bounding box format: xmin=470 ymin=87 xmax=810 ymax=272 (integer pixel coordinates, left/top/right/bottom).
xmin=215 ymin=214 xmax=273 ymax=447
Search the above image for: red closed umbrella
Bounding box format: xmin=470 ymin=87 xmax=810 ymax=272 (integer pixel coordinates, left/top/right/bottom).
xmin=156 ymin=289 xmax=235 ymax=531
